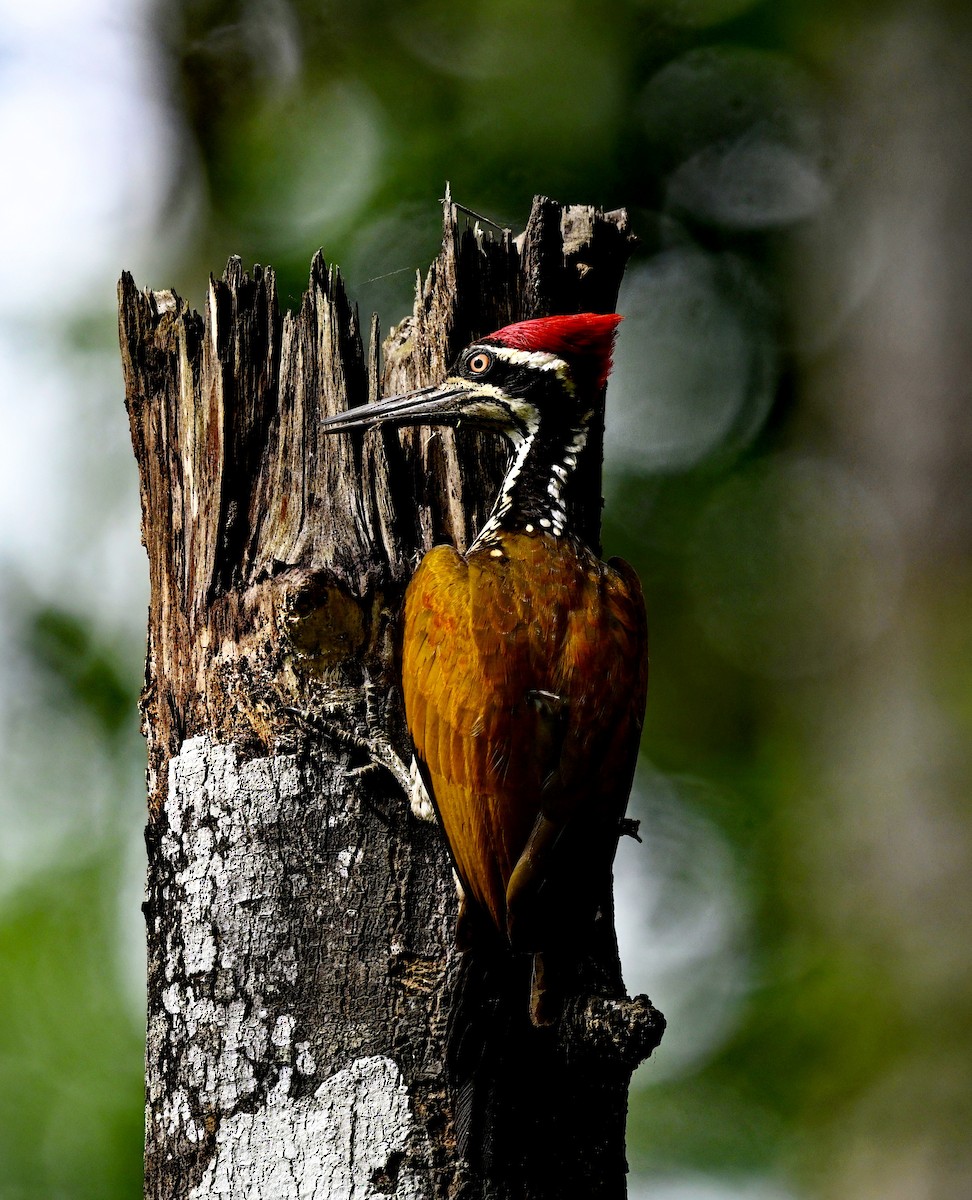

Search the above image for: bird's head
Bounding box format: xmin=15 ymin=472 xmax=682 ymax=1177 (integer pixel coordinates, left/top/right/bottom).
xmin=320 ymin=313 xmax=622 ymax=445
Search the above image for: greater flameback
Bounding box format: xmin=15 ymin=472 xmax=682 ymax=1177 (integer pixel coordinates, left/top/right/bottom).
xmin=321 ymin=314 xmax=648 ymax=1026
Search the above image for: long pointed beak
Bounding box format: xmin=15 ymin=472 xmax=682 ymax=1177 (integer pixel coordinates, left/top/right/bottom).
xmin=320 ymin=383 xmax=469 ymax=432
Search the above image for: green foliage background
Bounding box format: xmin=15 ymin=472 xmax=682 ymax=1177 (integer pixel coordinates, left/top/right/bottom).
xmin=2 ymin=0 xmax=971 ymax=1196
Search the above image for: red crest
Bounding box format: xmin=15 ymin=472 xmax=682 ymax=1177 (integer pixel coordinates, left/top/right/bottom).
xmin=483 ymin=313 xmax=623 ymax=389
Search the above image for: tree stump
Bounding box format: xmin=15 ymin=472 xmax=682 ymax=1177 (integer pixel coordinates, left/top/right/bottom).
xmin=119 ymin=193 xmax=664 ymax=1200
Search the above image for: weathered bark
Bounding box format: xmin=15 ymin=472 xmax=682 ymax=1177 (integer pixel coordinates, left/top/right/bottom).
xmin=120 ymin=193 xmax=664 ymax=1200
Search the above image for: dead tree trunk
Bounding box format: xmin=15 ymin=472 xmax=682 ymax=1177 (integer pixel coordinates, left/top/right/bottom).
xmin=119 ymin=193 xmax=664 ymax=1200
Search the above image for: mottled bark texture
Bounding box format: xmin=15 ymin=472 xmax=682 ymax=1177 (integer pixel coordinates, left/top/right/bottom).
xmin=120 ymin=193 xmax=664 ymax=1200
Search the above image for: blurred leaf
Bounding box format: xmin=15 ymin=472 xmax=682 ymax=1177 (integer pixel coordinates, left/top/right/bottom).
xmin=0 ymin=860 xmax=142 ymax=1199
xmin=26 ymin=608 xmax=136 ymax=743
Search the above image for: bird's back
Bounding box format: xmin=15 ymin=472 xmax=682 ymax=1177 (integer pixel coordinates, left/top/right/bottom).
xmin=402 ymin=530 xmax=647 ymax=945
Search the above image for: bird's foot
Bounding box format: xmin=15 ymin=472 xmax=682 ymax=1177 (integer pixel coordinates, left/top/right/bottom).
xmin=407 ymin=754 xmax=436 ymax=822
xmin=285 ymin=670 xmax=434 ymax=822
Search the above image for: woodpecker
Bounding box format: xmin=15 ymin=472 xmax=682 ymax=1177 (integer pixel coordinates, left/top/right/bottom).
xmin=321 ymin=313 xmax=647 ymax=1026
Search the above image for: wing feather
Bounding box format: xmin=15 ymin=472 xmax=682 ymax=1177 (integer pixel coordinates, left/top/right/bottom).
xmin=402 ymin=535 xmax=648 ymax=941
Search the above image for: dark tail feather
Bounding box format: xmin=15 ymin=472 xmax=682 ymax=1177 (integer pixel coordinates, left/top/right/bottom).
xmin=447 ymin=942 xmax=636 ymax=1196
xmin=447 ymin=943 xmax=578 ymax=1182
xmin=447 ymin=944 xmax=535 ymax=1168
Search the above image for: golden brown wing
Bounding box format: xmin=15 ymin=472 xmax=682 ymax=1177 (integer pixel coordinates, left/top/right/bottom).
xmin=504 ymin=548 xmax=648 ymax=948
xmin=402 ymin=543 xmax=519 ymax=927
xmin=402 ymin=535 xmax=648 ymax=944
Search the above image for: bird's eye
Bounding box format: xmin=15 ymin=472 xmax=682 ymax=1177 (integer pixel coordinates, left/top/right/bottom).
xmin=466 ymin=350 xmax=493 ymax=375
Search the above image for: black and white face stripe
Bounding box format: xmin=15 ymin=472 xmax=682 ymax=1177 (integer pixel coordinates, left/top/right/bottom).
xmin=462 ymin=344 xmax=575 ymax=385
xmin=454 ymin=343 xmax=572 ymax=410
xmin=451 ymin=349 xmax=589 ymax=549
xmin=442 ymin=340 xmax=595 ymax=549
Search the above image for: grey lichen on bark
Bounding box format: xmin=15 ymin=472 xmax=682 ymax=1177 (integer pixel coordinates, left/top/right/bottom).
xmin=120 ymin=193 xmax=663 ymax=1200
xmin=156 ymin=737 xmax=430 ymax=1199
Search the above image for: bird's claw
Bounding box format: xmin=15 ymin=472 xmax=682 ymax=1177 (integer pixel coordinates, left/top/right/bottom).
xmin=285 ymin=677 xmax=435 ymax=823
